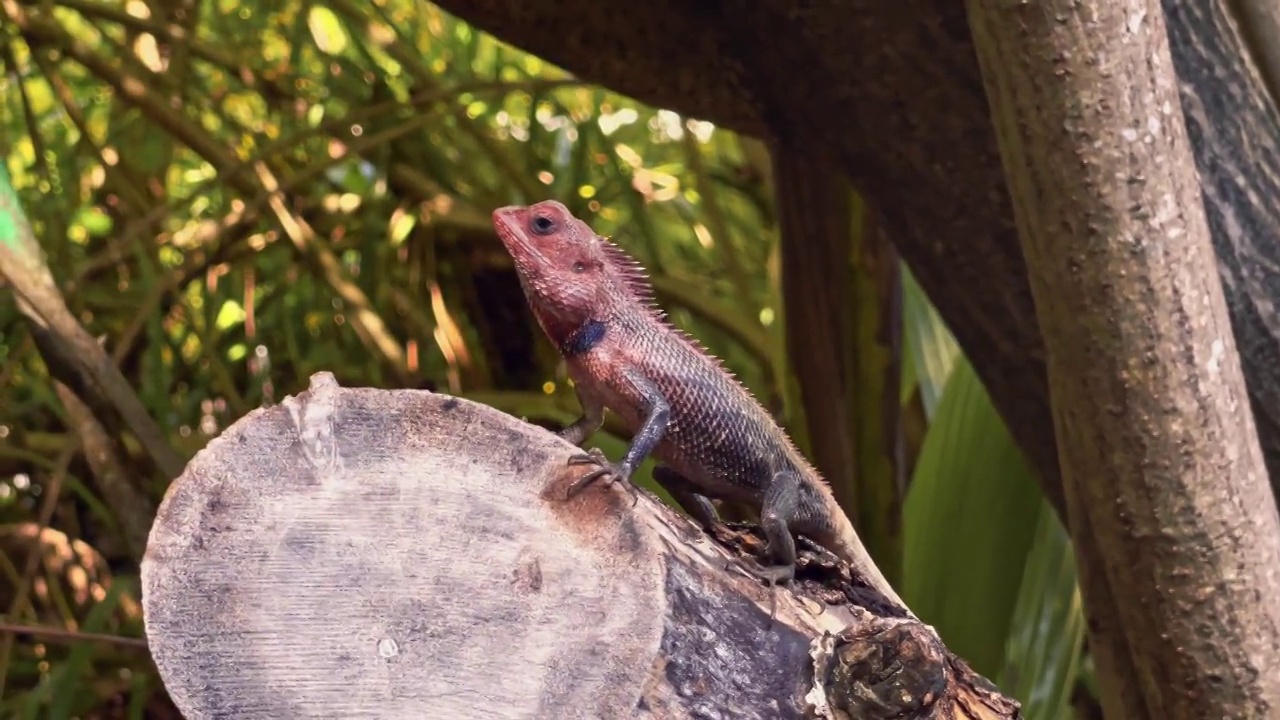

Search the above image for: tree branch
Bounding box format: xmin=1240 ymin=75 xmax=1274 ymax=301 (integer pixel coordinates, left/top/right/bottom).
xmin=968 ymin=0 xmax=1280 ymax=717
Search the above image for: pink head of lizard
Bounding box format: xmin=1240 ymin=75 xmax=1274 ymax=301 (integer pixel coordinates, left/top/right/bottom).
xmin=492 ymin=200 xmax=640 ymax=344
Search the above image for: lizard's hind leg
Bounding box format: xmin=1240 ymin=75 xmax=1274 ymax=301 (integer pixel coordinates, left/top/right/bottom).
xmin=725 ymin=469 xmax=800 ymax=587
xmin=754 ymin=469 xmax=800 ymax=585
xmin=652 ymin=465 xmax=721 ymax=530
xmin=722 ymin=470 xmax=803 ymax=621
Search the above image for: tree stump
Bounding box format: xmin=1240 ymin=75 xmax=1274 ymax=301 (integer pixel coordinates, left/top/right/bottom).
xmin=141 ymin=372 xmax=1020 ymax=719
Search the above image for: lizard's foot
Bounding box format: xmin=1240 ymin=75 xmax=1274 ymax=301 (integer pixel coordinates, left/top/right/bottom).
xmin=565 ymin=448 xmax=639 ymax=505
xmin=726 ymin=557 xmax=796 ymax=588
xmin=725 ymin=557 xmax=794 ymax=621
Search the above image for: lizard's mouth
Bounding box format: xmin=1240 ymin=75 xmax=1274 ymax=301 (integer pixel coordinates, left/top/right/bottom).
xmin=488 ymin=207 xmax=540 ymax=252
xmin=492 ymin=209 xmax=547 ymax=270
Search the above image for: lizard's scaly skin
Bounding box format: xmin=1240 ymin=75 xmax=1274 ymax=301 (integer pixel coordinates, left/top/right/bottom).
xmin=493 ymin=200 xmax=901 ymax=607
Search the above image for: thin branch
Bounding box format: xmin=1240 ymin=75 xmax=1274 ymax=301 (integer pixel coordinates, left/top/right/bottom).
xmin=0 ymin=621 xmax=148 ymax=650
xmin=55 ymin=384 xmax=155 ymax=560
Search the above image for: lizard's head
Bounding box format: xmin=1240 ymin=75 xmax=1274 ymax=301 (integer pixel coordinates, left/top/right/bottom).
xmin=492 ymin=200 xmax=629 ymax=336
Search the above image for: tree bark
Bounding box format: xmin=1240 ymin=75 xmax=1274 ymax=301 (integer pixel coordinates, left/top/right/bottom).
xmin=141 ymin=372 xmax=1021 ymax=719
xmin=967 ymin=2 xmax=1280 ymax=719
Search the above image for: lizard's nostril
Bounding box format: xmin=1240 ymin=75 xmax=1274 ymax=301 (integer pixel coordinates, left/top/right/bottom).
xmin=491 ymin=206 xmax=520 ymax=223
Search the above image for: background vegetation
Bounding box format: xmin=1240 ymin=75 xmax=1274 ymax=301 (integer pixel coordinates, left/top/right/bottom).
xmin=2 ymin=1 xmax=1085 ymax=717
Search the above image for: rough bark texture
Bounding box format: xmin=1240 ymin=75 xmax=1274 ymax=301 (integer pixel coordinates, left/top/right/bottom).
xmin=141 ymin=372 xmax=1020 ymax=720
xmin=1162 ymin=0 xmax=1280 ymax=488
xmin=429 ymin=0 xmax=1280 ymax=522
xmin=967 ymin=2 xmax=1280 ymax=719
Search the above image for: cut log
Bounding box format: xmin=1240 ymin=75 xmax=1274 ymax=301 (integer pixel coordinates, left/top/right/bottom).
xmin=141 ymin=372 xmax=1020 ymax=719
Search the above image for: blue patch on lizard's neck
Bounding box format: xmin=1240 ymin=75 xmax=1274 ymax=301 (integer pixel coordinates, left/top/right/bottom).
xmin=561 ymin=319 xmax=606 ymax=357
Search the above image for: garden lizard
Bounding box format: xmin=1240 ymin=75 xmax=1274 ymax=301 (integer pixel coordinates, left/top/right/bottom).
xmin=492 ymin=200 xmax=902 ymax=608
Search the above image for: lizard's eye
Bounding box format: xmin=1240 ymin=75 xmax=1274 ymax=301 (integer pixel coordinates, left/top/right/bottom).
xmin=529 ymin=214 xmax=556 ymax=236
xmin=571 ymin=261 xmax=586 ymax=273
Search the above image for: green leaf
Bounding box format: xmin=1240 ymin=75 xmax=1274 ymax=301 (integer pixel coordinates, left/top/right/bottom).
xmin=902 ymin=357 xmax=1041 ymax=678
xmin=998 ymin=500 xmax=1085 ymax=720
xmin=389 ymin=209 xmax=417 ymax=246
xmin=900 ymin=275 xmax=1083 ymax=710
xmin=901 ymin=266 xmax=959 ymax=417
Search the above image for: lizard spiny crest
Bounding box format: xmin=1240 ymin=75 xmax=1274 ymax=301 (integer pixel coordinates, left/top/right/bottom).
xmin=599 ymin=238 xmax=748 ymax=383
xmin=598 ymin=237 xmax=656 ymax=304
xmin=597 ymin=235 xmax=747 ymax=376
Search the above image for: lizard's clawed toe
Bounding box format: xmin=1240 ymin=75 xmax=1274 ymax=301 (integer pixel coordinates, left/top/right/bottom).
xmin=564 ymin=449 xmax=640 ymax=505
xmin=754 ymin=563 xmax=796 ymax=587
xmin=725 ymin=558 xmax=794 ymax=621
xmin=726 ymin=557 xmax=796 ymax=588
xmin=567 ymin=447 xmax=609 ymax=467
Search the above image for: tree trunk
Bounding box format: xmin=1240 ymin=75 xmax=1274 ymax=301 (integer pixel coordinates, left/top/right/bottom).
xmin=967 ymin=2 xmax=1280 ymax=719
xmin=141 ymin=372 xmax=1020 ymax=720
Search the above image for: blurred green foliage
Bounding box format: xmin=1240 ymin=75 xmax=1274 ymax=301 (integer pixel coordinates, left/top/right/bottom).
xmin=0 ymin=1 xmax=1085 ymax=717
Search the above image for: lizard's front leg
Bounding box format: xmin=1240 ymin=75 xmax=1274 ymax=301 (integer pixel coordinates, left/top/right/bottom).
xmin=566 ymin=369 xmax=669 ymax=501
xmin=558 ymin=383 xmax=604 ymax=446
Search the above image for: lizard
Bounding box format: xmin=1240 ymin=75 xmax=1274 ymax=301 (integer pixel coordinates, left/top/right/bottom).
xmin=491 ymin=199 xmax=903 ymax=610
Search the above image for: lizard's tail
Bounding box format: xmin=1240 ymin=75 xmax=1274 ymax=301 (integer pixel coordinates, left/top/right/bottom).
xmin=824 ymin=511 xmax=910 ymax=613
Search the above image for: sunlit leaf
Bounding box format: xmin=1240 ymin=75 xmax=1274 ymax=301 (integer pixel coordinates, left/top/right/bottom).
xmin=389 ymin=208 xmax=417 ymax=245
xmin=902 ymin=357 xmax=1042 ymax=678
xmin=21 ymin=78 xmax=55 ymax=117
xmin=73 ymin=206 xmax=112 ymax=237
xmin=12 ymin=135 xmax=36 ymax=168
xmin=902 ymin=266 xmax=960 ymax=417
xmin=215 ymin=299 xmax=247 ymax=330
xmin=308 ymin=6 xmax=350 ymax=54
xmin=997 ymin=500 xmax=1085 ymax=720
xmin=132 ymin=33 xmax=165 ymax=73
